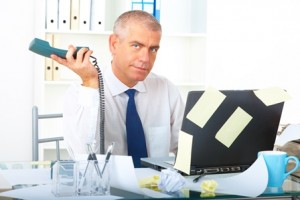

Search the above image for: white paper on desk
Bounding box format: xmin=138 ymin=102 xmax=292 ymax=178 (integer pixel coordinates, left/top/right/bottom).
xmin=0 ymin=173 xmax=12 ymax=189
xmin=0 ymin=168 xmax=51 ymax=186
xmin=75 ymin=154 xmax=144 ymax=195
xmin=275 ymin=124 xmax=300 ymax=146
xmin=109 ymin=155 xmax=144 ymax=195
xmin=0 ymin=184 xmax=122 ymax=200
xmin=186 ymin=155 xmax=268 ymax=198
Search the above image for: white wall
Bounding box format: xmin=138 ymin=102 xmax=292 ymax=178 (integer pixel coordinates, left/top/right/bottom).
xmin=0 ymin=0 xmax=35 ymax=161
xmin=206 ymin=0 xmax=300 ymax=124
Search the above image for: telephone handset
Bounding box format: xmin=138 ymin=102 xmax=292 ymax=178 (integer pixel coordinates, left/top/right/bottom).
xmin=29 ymin=38 xmax=106 ymax=154
xmin=29 ymin=38 xmax=87 ymax=59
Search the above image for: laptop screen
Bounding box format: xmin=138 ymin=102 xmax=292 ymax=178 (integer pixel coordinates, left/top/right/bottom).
xmin=181 ymin=90 xmax=284 ymax=175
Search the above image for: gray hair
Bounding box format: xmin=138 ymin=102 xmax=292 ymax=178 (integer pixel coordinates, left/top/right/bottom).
xmin=113 ymin=10 xmax=162 ymax=38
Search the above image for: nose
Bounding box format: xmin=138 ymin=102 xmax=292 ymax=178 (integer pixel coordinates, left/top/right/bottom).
xmin=139 ymin=48 xmax=150 ymax=63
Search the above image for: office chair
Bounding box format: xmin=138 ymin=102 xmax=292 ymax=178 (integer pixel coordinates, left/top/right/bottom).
xmin=32 ymin=105 xmax=64 ymax=161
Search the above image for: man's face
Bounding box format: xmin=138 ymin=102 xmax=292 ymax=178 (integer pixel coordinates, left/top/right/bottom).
xmin=110 ymin=23 xmax=161 ymax=87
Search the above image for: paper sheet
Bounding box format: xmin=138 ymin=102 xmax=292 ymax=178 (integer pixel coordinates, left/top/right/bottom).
xmin=275 ymin=124 xmax=300 ymax=146
xmin=173 ymin=131 xmax=193 ymax=175
xmin=186 ymin=155 xmax=268 ymax=198
xmin=0 ymin=184 xmax=122 ymax=200
xmin=215 ymin=107 xmax=253 ymax=148
xmin=254 ymin=86 xmax=292 ymax=106
xmin=0 ymin=168 xmax=51 ymax=186
xmin=187 ymin=86 xmax=226 ymax=128
xmin=109 ymin=155 xmax=143 ymax=195
xmin=0 ymin=173 xmax=11 ymax=189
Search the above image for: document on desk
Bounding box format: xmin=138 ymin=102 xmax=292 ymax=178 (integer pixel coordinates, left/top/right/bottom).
xmin=0 ymin=184 xmax=122 ymax=200
xmin=275 ymin=124 xmax=300 ymax=147
xmin=0 ymin=168 xmax=51 ymax=187
xmin=186 ymin=155 xmax=268 ymax=198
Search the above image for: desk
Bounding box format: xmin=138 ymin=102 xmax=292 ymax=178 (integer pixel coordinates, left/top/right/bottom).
xmin=1 ymin=161 xmax=300 ymax=199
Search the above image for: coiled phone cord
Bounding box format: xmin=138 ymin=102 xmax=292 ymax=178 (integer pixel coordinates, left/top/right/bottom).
xmin=91 ymin=56 xmax=105 ymax=154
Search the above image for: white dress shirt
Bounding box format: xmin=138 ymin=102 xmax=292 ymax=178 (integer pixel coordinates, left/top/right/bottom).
xmin=63 ymin=66 xmax=185 ymax=158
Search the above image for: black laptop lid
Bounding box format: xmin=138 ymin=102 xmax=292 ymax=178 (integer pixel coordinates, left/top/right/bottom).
xmin=181 ymin=90 xmax=284 ymax=173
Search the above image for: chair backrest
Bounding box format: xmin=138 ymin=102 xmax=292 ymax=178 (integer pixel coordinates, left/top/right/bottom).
xmin=32 ymin=106 xmax=64 ymax=161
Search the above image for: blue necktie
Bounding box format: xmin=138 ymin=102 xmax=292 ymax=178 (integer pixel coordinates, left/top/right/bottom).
xmin=125 ymin=89 xmax=148 ymax=167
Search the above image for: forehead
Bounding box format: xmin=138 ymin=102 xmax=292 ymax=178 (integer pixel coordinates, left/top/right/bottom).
xmin=123 ymin=23 xmax=161 ymax=45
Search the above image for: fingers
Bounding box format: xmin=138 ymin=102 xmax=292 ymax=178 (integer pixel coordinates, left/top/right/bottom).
xmin=50 ymin=45 xmax=76 ymax=65
xmin=50 ymin=54 xmax=66 ymax=65
xmin=65 ymin=45 xmax=77 ymax=61
xmin=50 ymin=45 xmax=93 ymax=67
xmin=50 ymin=45 xmax=97 ymax=88
xmin=74 ymin=47 xmax=93 ymax=63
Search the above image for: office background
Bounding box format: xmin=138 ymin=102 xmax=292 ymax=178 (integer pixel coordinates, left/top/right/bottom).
xmin=0 ymin=0 xmax=300 ymax=161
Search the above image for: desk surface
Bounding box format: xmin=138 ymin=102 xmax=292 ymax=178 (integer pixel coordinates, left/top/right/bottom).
xmin=0 ymin=161 xmax=300 ymax=199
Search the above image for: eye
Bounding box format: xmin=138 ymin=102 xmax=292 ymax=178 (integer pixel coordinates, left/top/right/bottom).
xmin=133 ymin=44 xmax=140 ymax=49
xmin=150 ymin=48 xmax=158 ymax=53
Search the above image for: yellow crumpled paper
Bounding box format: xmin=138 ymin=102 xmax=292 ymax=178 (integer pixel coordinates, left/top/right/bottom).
xmin=139 ymin=175 xmax=160 ymax=191
xmin=200 ymin=180 xmax=218 ymax=198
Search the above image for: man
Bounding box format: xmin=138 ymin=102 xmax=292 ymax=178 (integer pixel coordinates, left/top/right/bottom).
xmin=51 ymin=10 xmax=184 ymax=167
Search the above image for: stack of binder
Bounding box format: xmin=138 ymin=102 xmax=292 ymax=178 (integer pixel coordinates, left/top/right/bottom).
xmin=44 ymin=0 xmax=107 ymax=81
xmin=45 ymin=0 xmax=106 ymax=31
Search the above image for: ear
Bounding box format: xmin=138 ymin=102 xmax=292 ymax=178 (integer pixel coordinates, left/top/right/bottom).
xmin=109 ymin=34 xmax=118 ymax=56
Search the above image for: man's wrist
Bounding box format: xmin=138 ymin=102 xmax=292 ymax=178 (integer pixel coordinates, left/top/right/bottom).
xmin=82 ymin=79 xmax=99 ymax=89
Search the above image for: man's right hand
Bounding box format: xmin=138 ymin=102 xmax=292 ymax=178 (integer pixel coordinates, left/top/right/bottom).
xmin=51 ymin=45 xmax=99 ymax=89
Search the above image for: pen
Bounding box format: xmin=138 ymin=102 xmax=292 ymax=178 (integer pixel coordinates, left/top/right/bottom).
xmin=193 ymin=170 xmax=205 ymax=183
xmin=101 ymin=142 xmax=115 ymax=175
xmin=87 ymin=144 xmax=102 ymax=178
xmin=77 ymin=144 xmax=102 ymax=194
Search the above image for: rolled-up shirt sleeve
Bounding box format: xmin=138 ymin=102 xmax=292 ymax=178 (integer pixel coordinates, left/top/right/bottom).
xmin=63 ymin=83 xmax=99 ymax=157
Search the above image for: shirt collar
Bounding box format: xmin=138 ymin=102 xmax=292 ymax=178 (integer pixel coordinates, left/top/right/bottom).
xmin=104 ymin=66 xmax=146 ymax=96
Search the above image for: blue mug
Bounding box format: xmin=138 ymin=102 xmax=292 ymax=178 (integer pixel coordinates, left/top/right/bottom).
xmin=258 ymin=151 xmax=300 ymax=188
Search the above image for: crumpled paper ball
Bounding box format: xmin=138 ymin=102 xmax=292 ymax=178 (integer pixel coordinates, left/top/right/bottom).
xmin=200 ymin=180 xmax=218 ymax=197
xmin=157 ymin=168 xmax=186 ymax=193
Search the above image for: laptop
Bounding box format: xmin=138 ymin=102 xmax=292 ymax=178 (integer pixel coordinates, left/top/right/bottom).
xmin=142 ymin=89 xmax=284 ymax=175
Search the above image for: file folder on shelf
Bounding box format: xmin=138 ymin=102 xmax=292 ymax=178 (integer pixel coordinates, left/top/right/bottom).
xmin=50 ymin=35 xmax=81 ymax=81
xmin=70 ymin=0 xmax=80 ymax=30
xmin=45 ymin=34 xmax=54 ymax=81
xmin=46 ymin=0 xmax=59 ymax=30
xmin=45 ymin=59 xmax=54 ymax=81
xmin=91 ymin=0 xmax=106 ymax=32
xmin=52 ymin=35 xmax=61 ymax=81
xmin=58 ymin=0 xmax=71 ymax=30
xmin=52 ymin=62 xmax=60 ymax=81
xmin=79 ymin=0 xmax=92 ymax=31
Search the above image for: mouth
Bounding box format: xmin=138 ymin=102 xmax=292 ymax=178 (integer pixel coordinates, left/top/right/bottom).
xmin=132 ymin=65 xmax=148 ymax=71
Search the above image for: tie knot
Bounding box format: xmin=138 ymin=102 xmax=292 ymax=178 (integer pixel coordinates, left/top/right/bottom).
xmin=125 ymin=89 xmax=136 ymax=98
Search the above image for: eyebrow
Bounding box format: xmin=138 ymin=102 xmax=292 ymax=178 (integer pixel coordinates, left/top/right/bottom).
xmin=129 ymin=40 xmax=160 ymax=50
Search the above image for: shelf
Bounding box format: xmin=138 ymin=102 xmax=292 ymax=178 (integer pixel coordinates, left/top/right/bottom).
xmin=44 ymin=30 xmax=206 ymax=38
xmin=44 ymin=30 xmax=113 ymax=36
